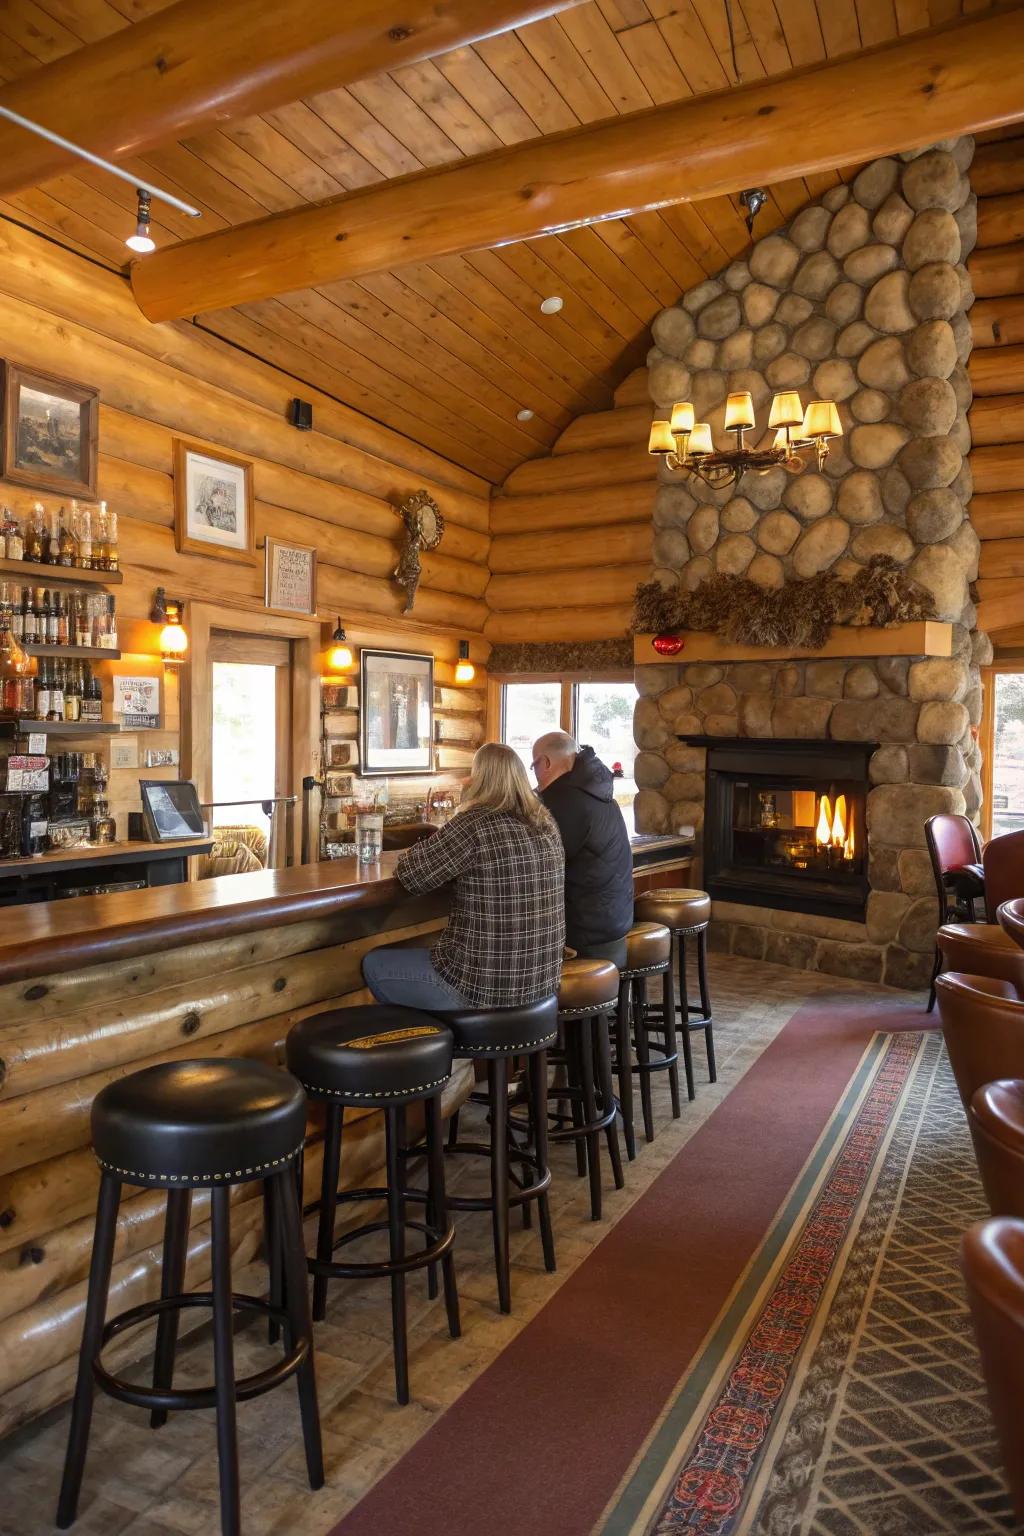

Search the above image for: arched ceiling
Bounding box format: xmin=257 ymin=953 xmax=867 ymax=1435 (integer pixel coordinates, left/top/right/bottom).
xmin=0 ymin=0 xmax=1001 ymax=482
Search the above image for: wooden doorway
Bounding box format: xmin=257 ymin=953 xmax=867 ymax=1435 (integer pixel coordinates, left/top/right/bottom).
xmin=183 ymin=603 xmax=320 ymax=866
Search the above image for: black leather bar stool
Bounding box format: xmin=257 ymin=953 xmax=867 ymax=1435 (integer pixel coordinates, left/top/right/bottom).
xmin=285 ymin=1005 xmax=459 ymax=1406
xmin=616 ymin=921 xmax=676 ymax=1154
xmin=549 ymin=958 xmax=625 ymax=1219
xmin=57 ymin=1059 xmax=322 ymax=1536
xmin=634 ymin=888 xmax=716 ymax=1100
xmin=438 ymin=996 xmax=558 ymax=1314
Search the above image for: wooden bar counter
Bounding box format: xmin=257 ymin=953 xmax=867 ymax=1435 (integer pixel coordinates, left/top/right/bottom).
xmin=0 ymin=835 xmax=695 ymax=1439
xmin=0 ymin=853 xmax=465 ymax=1440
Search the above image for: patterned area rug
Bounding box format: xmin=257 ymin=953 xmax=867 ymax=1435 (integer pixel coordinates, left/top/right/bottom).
xmin=602 ymin=1033 xmax=1018 ymax=1536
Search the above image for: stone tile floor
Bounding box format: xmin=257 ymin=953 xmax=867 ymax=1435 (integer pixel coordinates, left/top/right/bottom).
xmin=0 ymin=958 xmax=908 ymax=1536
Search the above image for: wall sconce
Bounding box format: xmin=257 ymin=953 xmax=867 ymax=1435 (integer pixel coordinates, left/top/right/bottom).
xmin=454 ymin=639 xmax=475 ymax=684
xmin=151 ymin=587 xmax=188 ymax=664
xmin=328 ymin=617 xmax=353 ymax=671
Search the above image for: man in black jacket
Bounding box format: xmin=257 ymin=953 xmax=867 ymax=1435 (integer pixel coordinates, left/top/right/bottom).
xmin=532 ymin=730 xmax=634 ymax=966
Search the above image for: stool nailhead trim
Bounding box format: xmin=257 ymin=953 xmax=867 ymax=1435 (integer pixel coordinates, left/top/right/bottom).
xmin=300 ymin=1072 xmax=451 ymax=1100
xmin=455 ymin=1034 xmax=557 ymax=1054
xmin=95 ymin=1141 xmax=305 ymax=1185
xmin=621 ymin=961 xmax=670 ymax=978
xmin=557 ymin=1002 xmax=618 ymax=1017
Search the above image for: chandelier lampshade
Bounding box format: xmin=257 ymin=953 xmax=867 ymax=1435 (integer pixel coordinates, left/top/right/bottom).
xmin=648 ymin=387 xmax=841 ymax=489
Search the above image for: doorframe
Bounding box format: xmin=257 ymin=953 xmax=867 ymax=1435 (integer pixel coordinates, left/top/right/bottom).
xmin=182 ymin=603 xmax=320 ymax=859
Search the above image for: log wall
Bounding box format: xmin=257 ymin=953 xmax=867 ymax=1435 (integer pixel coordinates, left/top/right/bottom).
xmin=0 ymin=220 xmax=492 ymax=824
xmin=0 ymin=897 xmax=471 ymax=1438
xmin=969 ymin=132 xmax=1024 ymax=629
xmin=485 ymin=368 xmax=655 ymax=644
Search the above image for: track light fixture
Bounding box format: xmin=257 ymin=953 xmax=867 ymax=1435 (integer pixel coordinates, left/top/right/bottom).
xmin=126 ymin=188 xmax=156 ymax=254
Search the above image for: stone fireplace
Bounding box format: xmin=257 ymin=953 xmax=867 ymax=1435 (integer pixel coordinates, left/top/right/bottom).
xmin=633 ymin=137 xmax=995 ymax=990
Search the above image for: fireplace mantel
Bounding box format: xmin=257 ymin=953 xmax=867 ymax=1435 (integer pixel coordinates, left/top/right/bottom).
xmin=634 ymin=620 xmax=952 ymax=666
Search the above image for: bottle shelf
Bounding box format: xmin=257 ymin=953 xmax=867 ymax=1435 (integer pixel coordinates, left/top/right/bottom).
xmin=0 ymin=556 xmax=122 ymax=587
xmin=22 ymin=644 xmax=121 ymax=660
xmin=0 ymin=717 xmax=121 ymax=735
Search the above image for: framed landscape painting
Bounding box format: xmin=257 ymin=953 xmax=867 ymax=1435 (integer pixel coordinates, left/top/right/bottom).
xmin=359 ymin=649 xmax=434 ymax=776
xmin=173 ymin=439 xmax=255 ymax=562
xmin=2 ymin=363 xmax=98 ymax=499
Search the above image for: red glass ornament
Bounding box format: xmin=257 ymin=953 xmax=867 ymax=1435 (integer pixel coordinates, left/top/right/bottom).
xmin=652 ymin=633 xmax=685 ymax=656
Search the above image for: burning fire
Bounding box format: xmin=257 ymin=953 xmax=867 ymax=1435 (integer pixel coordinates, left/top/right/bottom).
xmin=815 ymin=793 xmax=855 ymax=860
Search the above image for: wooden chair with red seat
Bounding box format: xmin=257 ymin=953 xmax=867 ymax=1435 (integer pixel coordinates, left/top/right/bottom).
xmin=961 ymin=1218 xmax=1024 ymax=1522
xmin=935 ymin=972 xmax=1024 ymax=1112
xmin=925 ymin=812 xmax=985 ymax=1011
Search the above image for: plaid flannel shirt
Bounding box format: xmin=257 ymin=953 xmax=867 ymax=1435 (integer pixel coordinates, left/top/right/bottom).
xmin=395 ymin=806 xmax=566 ymax=1008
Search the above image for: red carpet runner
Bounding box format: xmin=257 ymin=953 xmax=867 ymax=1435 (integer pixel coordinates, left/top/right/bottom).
xmin=330 ymin=994 xmax=931 ymax=1536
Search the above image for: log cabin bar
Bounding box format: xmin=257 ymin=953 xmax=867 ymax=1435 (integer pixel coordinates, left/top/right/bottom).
xmin=3 ymin=5 xmax=1024 ymax=1533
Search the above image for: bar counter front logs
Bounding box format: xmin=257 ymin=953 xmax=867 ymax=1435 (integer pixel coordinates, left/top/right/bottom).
xmin=0 ymin=834 xmax=694 ymax=1438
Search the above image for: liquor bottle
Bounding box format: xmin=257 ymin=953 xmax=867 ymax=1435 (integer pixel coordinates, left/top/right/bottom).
xmin=35 ymin=662 xmax=51 ymax=720
xmin=22 ymin=588 xmax=37 ymax=645
xmin=24 ymin=504 xmax=44 ymax=564
xmin=106 ymin=506 xmax=119 ymax=572
xmin=21 ymin=792 xmax=48 ymax=856
xmin=103 ymin=595 xmax=118 ymax=650
xmin=58 ymin=506 xmax=76 ymax=567
xmin=56 ymin=592 xmax=69 ymax=646
xmin=73 ymin=593 xmax=88 ymax=648
xmin=94 ymin=503 xmax=109 ymax=571
xmin=77 ymin=504 xmax=93 ymax=570
xmin=3 ymin=507 xmax=24 ymax=561
xmin=45 ymin=589 xmax=59 ymax=646
xmin=64 ymin=662 xmax=82 ymax=722
xmin=81 ymin=664 xmax=103 ymax=724
xmin=44 ymin=507 xmax=60 ymax=565
xmin=0 ymin=612 xmax=30 ymax=714
xmin=49 ymin=662 xmax=64 ymax=722
xmin=10 ymin=587 xmax=24 ymax=642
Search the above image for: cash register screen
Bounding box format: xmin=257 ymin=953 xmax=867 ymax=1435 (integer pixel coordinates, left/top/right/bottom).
xmin=140 ymin=780 xmax=206 ymax=841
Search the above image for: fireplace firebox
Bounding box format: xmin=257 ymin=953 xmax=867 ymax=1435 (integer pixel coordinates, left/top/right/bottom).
xmin=684 ymin=737 xmax=875 ymax=921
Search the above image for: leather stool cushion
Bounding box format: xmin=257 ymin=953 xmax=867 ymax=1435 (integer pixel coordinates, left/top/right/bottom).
xmin=938 ymin=923 xmax=1024 ymax=995
xmin=558 ymin=957 xmax=620 ymax=1014
xmin=434 ymin=995 xmax=558 ymax=1056
xmin=92 ymin=1058 xmax=307 ymax=1188
xmin=623 ymin=921 xmax=671 ymax=974
xmin=635 ymin=887 xmax=711 ymax=931
xmin=971 ymin=1080 xmax=1024 ymax=1221
xmin=286 ymin=1005 xmax=453 ymax=1103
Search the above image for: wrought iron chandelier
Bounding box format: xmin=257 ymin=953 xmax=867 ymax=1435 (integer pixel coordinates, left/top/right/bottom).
xmin=648 ymin=389 xmax=842 ymax=490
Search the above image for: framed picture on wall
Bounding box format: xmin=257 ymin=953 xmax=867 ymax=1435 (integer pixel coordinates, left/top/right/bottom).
xmin=359 ymin=649 xmax=434 ymax=776
xmin=173 ymin=439 xmax=255 ymax=562
xmin=1 ymin=363 xmax=98 ymax=499
xmin=265 ymin=536 xmax=317 ymax=615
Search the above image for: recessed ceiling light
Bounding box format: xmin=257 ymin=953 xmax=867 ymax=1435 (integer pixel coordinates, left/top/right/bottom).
xmin=516 ymin=408 xmax=535 ymax=422
xmin=540 ymin=295 xmax=563 ymax=315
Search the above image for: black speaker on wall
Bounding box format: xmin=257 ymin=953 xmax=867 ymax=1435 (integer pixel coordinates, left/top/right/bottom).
xmin=290 ymin=397 xmax=313 ymax=431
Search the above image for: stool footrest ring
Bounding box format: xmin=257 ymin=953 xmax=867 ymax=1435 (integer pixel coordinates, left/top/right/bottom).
xmin=444 ymin=1137 xmax=552 ymax=1211
xmin=309 ymin=1210 xmax=455 ymax=1280
xmin=95 ymin=1293 xmax=305 ymax=1412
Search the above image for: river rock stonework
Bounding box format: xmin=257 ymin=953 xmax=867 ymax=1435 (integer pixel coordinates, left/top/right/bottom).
xmin=638 ymin=140 xmax=983 ymax=990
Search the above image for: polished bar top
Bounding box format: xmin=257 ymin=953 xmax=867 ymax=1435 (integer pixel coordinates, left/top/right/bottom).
xmin=0 ymin=833 xmax=697 ymax=987
xmin=0 ymin=853 xmax=410 ymax=985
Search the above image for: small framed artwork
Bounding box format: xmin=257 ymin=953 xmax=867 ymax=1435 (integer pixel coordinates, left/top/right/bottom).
xmin=325 ymin=770 xmax=355 ymax=798
xmin=2 ymin=363 xmax=98 ymax=499
xmin=265 ymin=536 xmax=317 ymax=615
xmin=173 ymin=439 xmax=254 ymax=562
xmin=360 ymin=648 xmax=434 ymax=777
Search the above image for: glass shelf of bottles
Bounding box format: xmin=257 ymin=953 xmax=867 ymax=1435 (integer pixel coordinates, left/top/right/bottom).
xmin=1 ymin=498 xmax=120 ymax=579
xmin=2 ymin=583 xmax=118 ymax=654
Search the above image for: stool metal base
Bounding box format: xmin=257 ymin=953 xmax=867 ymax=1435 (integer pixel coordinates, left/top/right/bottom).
xmin=527 ymin=1010 xmax=624 ymax=1220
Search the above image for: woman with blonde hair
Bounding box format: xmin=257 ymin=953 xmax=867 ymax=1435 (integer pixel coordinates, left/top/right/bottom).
xmin=363 ymin=742 xmax=565 ymax=1009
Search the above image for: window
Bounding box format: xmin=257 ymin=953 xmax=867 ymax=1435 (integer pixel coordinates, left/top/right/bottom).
xmin=498 ymin=676 xmax=639 ymax=827
xmin=211 ymin=662 xmax=278 ymax=833
xmin=991 ymin=672 xmax=1024 ymax=838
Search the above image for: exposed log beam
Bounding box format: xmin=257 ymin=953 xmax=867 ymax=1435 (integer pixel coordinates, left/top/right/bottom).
xmin=131 ymin=11 xmax=1024 ymax=323
xmin=0 ymin=0 xmax=582 ymax=195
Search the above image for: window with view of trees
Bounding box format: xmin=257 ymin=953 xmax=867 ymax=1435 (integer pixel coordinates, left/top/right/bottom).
xmin=499 ymin=678 xmax=638 ymax=829
xmin=992 ymin=672 xmax=1024 ymax=838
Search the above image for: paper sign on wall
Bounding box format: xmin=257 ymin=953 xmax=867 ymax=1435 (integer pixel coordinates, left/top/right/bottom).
xmin=113 ymin=676 xmax=160 ymax=728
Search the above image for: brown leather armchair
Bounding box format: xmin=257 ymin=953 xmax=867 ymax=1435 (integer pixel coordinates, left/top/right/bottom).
xmin=961 ymin=1217 xmax=1024 ymax=1521
xmin=935 ymin=972 xmax=1024 ymax=1111
xmin=985 ymin=830 xmax=1024 ymax=921
xmin=970 ymin=1081 xmax=1024 ymax=1220
xmin=1001 ymin=897 xmax=1024 ymax=951
xmin=936 ymin=922 xmax=1024 ymax=997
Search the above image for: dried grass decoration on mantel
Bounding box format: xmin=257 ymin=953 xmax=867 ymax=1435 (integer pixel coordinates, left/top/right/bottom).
xmin=632 ymin=556 xmax=936 ymax=652
xmin=393 ymin=489 xmax=444 ymax=612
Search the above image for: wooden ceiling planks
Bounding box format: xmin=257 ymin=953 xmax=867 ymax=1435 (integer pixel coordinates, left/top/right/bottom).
xmin=0 ymin=0 xmax=999 ymax=482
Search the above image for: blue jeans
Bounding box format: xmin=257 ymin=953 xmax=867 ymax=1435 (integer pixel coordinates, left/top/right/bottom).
xmin=362 ymin=943 xmax=475 ymax=1010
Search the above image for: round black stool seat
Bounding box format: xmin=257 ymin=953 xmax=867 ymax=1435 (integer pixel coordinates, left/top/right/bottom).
xmin=92 ymin=1058 xmax=307 ymax=1188
xmin=286 ymin=1005 xmax=454 ymax=1103
xmin=438 ymin=995 xmax=558 ymax=1056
